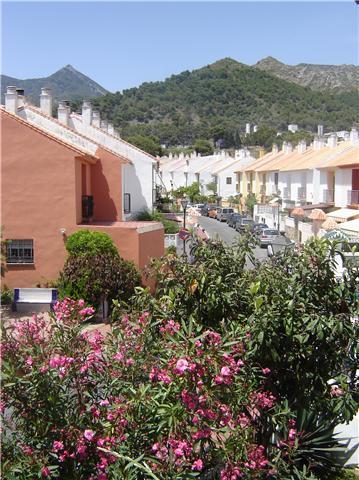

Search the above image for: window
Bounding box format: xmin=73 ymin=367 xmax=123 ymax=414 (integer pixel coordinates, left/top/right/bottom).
xmin=124 ymin=193 xmax=131 ymax=214
xmin=226 ymin=177 xmax=232 ymax=185
xmin=7 ymin=239 xmax=34 ymax=264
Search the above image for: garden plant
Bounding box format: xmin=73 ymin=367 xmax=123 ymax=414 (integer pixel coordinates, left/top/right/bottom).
xmin=2 ymin=236 xmax=358 ymax=479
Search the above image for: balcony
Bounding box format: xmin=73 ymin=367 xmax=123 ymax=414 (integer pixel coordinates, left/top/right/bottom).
xmin=323 ymin=189 xmax=334 ymax=203
xmin=348 ymin=190 xmax=359 ymax=206
xmin=82 ymin=195 xmax=94 ymax=220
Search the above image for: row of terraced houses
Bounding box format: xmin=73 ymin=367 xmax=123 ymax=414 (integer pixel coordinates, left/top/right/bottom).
xmin=1 ymin=86 xmax=164 ymax=288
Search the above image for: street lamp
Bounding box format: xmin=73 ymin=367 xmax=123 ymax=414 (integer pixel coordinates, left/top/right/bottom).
xmin=181 ymin=197 xmax=189 ymax=254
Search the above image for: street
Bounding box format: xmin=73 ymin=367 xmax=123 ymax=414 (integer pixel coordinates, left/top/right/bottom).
xmin=197 ymin=215 xmax=269 ymax=261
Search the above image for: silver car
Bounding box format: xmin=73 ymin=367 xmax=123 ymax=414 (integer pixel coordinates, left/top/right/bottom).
xmin=259 ymin=229 xmax=282 ymax=247
xmin=217 ymin=208 xmax=234 ymax=222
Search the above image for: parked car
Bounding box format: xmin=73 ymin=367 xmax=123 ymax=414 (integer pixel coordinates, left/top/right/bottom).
xmin=259 ymin=229 xmax=282 ymax=247
xmin=208 ymin=207 xmax=220 ymax=219
xmin=201 ymin=204 xmax=216 ymax=216
xmin=253 ymin=223 xmax=269 ymax=235
xmin=227 ymin=213 xmax=243 ymax=228
xmin=235 ymin=218 xmax=254 ymax=232
xmin=217 ymin=208 xmax=234 ymax=222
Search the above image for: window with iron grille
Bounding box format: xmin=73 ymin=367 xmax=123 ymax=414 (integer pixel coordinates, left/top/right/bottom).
xmin=226 ymin=177 xmax=232 ymax=185
xmin=7 ymin=239 xmax=34 ymax=264
xmin=124 ymin=193 xmax=131 ymax=214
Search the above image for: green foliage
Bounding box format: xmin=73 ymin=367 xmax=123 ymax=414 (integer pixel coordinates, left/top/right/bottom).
xmin=193 ymin=138 xmax=214 ymax=156
xmin=65 ymin=230 xmax=117 ymax=256
xmin=1 ymin=285 xmax=13 ymax=305
xmin=171 ymin=182 xmax=202 ymax=203
xmin=206 ymin=181 xmax=218 ymax=195
xmin=245 ymin=192 xmax=257 ymax=215
xmin=126 ymin=134 xmax=163 ymax=157
xmin=133 ymin=209 xmax=179 ymax=234
xmin=58 ymin=252 xmax=141 ymax=307
xmin=92 ymin=58 xmax=359 ymax=147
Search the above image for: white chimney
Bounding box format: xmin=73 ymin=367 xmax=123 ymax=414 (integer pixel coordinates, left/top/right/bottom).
xmin=82 ymin=101 xmax=92 ymax=125
xmin=5 ymin=86 xmax=18 ymax=113
xmin=100 ymin=119 xmax=108 ymax=132
xmin=318 ymin=125 xmax=324 ymax=137
xmin=282 ymin=141 xmax=287 ymax=152
xmin=350 ymin=128 xmax=359 ymax=145
xmin=327 ymin=133 xmax=337 ymax=148
xmin=297 ymin=140 xmax=307 ymax=154
xmin=253 ymin=125 xmax=258 ymax=133
xmin=245 ymin=123 xmax=251 ymax=135
xmin=107 ymin=123 xmax=114 ymax=135
xmin=58 ymin=101 xmax=70 ymax=125
xmin=40 ymin=88 xmax=53 ymax=116
xmin=344 ymin=132 xmax=350 ymax=141
xmin=272 ymin=144 xmax=279 ymax=155
xmin=92 ymin=111 xmax=101 ymax=128
xmin=286 ymin=142 xmax=293 ymax=154
xmin=313 ymin=136 xmax=325 ymax=150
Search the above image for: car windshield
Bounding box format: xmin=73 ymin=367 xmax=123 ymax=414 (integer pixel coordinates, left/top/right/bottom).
xmin=242 ymin=219 xmax=253 ymax=224
xmin=223 ymin=209 xmax=233 ymax=213
xmin=263 ymin=230 xmax=280 ymax=235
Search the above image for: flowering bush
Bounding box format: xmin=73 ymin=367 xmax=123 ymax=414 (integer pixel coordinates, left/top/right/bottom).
xmin=2 ymin=299 xmax=285 ymax=479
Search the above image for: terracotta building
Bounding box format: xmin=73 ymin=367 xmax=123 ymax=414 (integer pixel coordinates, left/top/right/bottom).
xmin=1 ymin=88 xmax=164 ymax=288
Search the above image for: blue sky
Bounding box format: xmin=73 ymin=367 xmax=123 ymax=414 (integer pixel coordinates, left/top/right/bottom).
xmin=2 ymin=1 xmax=358 ymax=92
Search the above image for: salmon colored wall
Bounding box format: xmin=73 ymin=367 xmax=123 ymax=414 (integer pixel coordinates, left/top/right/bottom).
xmin=1 ymin=112 xmax=78 ymax=287
xmin=138 ymin=229 xmax=165 ymax=270
xmin=91 ymin=147 xmax=123 ymax=222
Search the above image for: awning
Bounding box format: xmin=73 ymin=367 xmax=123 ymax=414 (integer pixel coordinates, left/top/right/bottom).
xmin=338 ymin=218 xmax=359 ymax=238
xmin=323 ymin=230 xmax=350 ymax=240
xmin=326 ymin=208 xmax=359 ymax=223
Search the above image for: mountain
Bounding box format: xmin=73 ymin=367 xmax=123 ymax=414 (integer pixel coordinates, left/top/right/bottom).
xmin=254 ymin=56 xmax=359 ymax=92
xmin=1 ymin=65 xmax=108 ymax=103
xmin=92 ymin=57 xmax=359 ymax=146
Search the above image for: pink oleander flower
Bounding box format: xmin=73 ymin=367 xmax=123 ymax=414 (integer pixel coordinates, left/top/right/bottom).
xmin=25 ymin=356 xmax=33 ymax=366
xmin=78 ymin=299 xmax=85 ymax=307
xmin=192 ymin=459 xmax=204 ymax=471
xmin=52 ymin=440 xmax=64 ymax=452
xmin=100 ymin=399 xmax=110 ymax=406
xmin=174 ymin=358 xmax=189 ymax=374
xmin=330 ymin=385 xmax=344 ymax=397
xmin=288 ymin=428 xmax=297 ymax=441
xmin=83 ymin=429 xmax=95 ymax=441
xmin=262 ymin=368 xmax=271 ymax=375
xmin=41 ymin=466 xmax=51 ymax=478
xmin=221 ymin=366 xmax=231 ymax=377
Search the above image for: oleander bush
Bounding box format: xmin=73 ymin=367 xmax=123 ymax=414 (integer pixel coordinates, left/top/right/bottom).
xmin=2 ymin=237 xmax=358 ymax=479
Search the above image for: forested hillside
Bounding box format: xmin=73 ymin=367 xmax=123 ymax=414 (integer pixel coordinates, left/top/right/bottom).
xmin=92 ymin=58 xmax=358 ymax=147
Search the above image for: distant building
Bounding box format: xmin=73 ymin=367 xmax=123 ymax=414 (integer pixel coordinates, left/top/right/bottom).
xmin=288 ymin=124 xmax=298 ymax=133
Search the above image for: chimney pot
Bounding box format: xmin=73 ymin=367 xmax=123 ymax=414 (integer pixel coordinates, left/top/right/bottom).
xmin=5 ymin=86 xmax=18 ymax=113
xmin=58 ymin=100 xmax=70 ymax=125
xmin=82 ymin=100 xmax=92 ymax=125
xmin=92 ymin=110 xmax=101 ymax=128
xmin=327 ymin=133 xmax=337 ymax=148
xmin=350 ymin=128 xmax=359 ymax=145
xmin=40 ymin=87 xmax=53 ymax=116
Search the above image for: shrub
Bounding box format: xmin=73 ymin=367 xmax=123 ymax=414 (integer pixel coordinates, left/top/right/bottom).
xmin=1 ymin=284 xmax=13 ymax=305
xmin=65 ymin=230 xmax=118 ymax=256
xmin=2 ymin=299 xmax=279 ymax=479
xmin=134 ymin=209 xmax=180 ymax=234
xmin=58 ymin=252 xmax=141 ymax=308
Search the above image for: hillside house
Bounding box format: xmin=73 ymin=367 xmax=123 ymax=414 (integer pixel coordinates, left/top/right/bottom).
xmin=1 ymin=87 xmax=164 ymax=288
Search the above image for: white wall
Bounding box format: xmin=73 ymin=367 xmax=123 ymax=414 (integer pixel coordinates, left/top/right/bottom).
xmin=71 ymin=115 xmax=155 ymax=214
xmin=335 ymin=168 xmax=352 ymax=207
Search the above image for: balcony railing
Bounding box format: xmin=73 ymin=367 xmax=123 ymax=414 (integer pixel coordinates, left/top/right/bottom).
xmin=323 ymin=189 xmax=334 ymax=203
xmin=348 ymin=190 xmax=359 ymax=205
xmin=82 ymin=195 xmax=94 ymax=220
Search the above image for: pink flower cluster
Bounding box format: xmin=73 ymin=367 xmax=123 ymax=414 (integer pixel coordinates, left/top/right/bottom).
xmin=160 ymin=319 xmax=180 ymax=335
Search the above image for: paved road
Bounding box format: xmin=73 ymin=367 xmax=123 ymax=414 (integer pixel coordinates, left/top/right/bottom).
xmin=197 ymin=216 xmax=268 ymax=261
